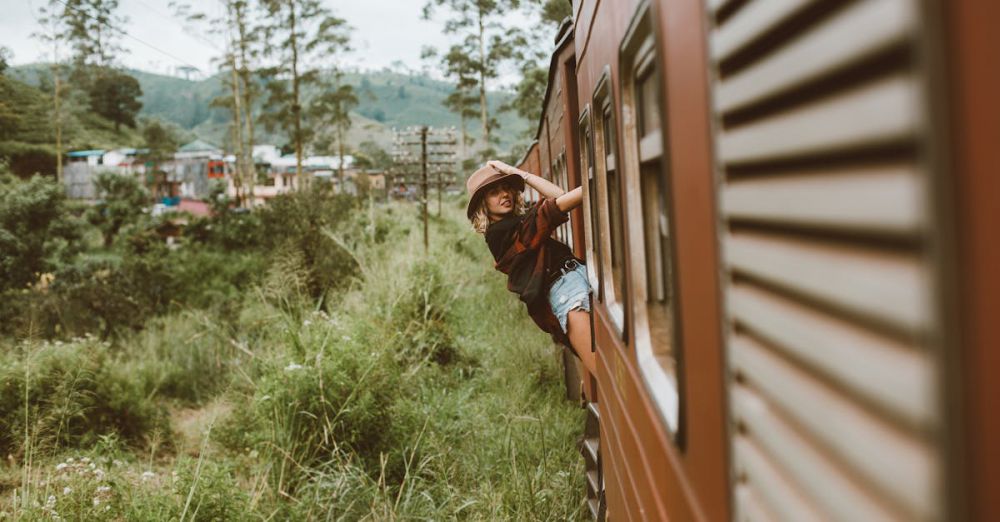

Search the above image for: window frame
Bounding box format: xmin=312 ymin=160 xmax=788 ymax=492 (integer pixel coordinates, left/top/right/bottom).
xmin=591 ymin=67 xmax=627 ymax=337
xmin=618 ymin=0 xmax=684 ymax=440
xmin=578 ymin=106 xmax=604 ymax=298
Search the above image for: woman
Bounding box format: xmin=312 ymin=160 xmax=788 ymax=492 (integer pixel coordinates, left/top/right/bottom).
xmin=466 ymin=160 xmax=596 ymax=374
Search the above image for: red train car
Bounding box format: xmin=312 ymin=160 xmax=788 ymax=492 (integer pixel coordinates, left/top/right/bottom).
xmin=517 ymin=0 xmax=1000 ymax=520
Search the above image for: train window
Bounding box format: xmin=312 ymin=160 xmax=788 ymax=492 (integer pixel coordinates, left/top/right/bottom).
xmin=556 ymin=153 xmax=573 ymax=248
xmin=619 ymin=1 xmax=681 ymax=437
xmin=579 ymin=108 xmax=604 ymax=299
xmin=592 ymin=70 xmax=627 ymax=334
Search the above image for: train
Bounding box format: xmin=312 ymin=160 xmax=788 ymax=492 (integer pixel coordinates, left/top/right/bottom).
xmin=515 ymin=1 xmax=999 ymax=520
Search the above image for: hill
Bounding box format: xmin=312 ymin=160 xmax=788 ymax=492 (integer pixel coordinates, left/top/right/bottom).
xmin=12 ymin=65 xmax=532 ymax=157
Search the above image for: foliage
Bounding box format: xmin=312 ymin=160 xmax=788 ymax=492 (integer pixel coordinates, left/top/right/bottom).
xmin=505 ymin=64 xmax=547 ymax=128
xmin=0 ymin=175 xmax=83 ymax=292
xmin=256 ymin=185 xmax=360 ymax=302
xmin=0 ymin=336 xmax=170 ymax=457
xmin=0 ymin=46 xmax=10 ymax=75
xmin=140 ymin=119 xmax=178 ymax=163
xmin=88 ymin=69 xmax=143 ymax=131
xmin=309 ymin=71 xmax=358 ymax=170
xmin=1 ymin=200 xmax=587 ymax=520
xmin=87 ymin=171 xmax=148 ymax=248
xmin=58 ymin=0 xmax=126 ymax=77
xmin=352 ymin=140 xmax=393 ymax=170
xmin=259 ymin=0 xmax=352 ymax=179
xmin=422 ymin=0 xmax=529 ymax=154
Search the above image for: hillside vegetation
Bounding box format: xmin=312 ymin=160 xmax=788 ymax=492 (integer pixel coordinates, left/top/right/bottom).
xmin=11 ymin=65 xmax=532 ymax=156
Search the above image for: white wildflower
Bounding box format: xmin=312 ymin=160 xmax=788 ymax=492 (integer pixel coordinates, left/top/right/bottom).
xmin=303 ymin=319 xmax=312 ymax=326
xmin=341 ymin=335 xmax=352 ymax=342
xmin=66 ymin=458 xmax=74 ymax=463
xmin=63 ymin=487 xmax=72 ymax=496
xmin=55 ymin=463 xmax=68 ymax=471
xmin=284 ymin=363 xmax=304 ymax=372
xmin=45 ymin=495 xmax=56 ymax=508
xmin=80 ymin=457 xmax=90 ymax=464
xmin=94 ymin=468 xmax=105 ymax=479
xmin=96 ymin=486 xmax=111 ymax=494
xmin=113 ymin=460 xmax=124 ymax=467
xmin=141 ymin=471 xmax=155 ymax=482
xmin=92 ymin=498 xmax=100 ymax=507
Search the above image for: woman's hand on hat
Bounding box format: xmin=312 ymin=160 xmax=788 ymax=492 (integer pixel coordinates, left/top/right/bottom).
xmin=488 ymin=160 xmax=526 ymax=179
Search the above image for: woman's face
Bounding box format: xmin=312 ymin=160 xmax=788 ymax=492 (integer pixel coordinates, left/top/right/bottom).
xmin=484 ymin=182 xmax=516 ymax=221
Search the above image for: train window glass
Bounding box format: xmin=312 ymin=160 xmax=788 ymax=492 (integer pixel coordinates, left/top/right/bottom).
xmin=580 ymin=109 xmax=604 ymax=298
xmin=620 ymin=3 xmax=681 ymax=437
xmin=603 ymin=100 xmax=628 ymax=326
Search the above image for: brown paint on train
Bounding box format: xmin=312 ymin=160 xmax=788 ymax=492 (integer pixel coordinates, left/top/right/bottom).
xmin=571 ymin=1 xmax=731 ymax=520
xmin=949 ymin=0 xmax=1000 ymax=519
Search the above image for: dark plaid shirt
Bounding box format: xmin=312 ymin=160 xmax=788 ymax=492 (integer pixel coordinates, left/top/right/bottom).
xmin=486 ymin=198 xmax=572 ymax=346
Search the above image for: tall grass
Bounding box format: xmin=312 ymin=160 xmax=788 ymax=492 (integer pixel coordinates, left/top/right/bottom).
xmin=1 ymin=199 xmax=586 ymax=520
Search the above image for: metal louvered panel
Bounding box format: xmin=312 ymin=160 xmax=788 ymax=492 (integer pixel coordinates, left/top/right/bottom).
xmin=719 ymin=74 xmax=919 ymax=164
xmin=716 ymin=0 xmax=916 ymax=114
xmin=723 ymin=164 xmax=923 ymax=235
xmin=707 ymin=1 xmax=945 ymax=521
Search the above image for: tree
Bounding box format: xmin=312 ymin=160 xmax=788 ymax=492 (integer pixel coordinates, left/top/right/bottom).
xmin=174 ymin=0 xmax=263 ymax=207
xmin=58 ymin=0 xmax=127 ymax=84
xmin=503 ymin=0 xmax=569 ymax=141
xmin=426 ymin=43 xmax=480 ymax=160
xmin=535 ymin=0 xmax=571 ymax=28
xmin=88 ymin=172 xmax=148 ymax=248
xmin=33 ymin=2 xmax=71 ymax=183
xmin=0 ymin=175 xmax=83 ymax=292
xmin=423 ymin=0 xmax=527 ymax=156
xmin=309 ymin=71 xmax=358 ymax=188
xmin=88 ymin=69 xmax=142 ymax=131
xmin=353 ymin=141 xmax=392 ymax=170
xmin=259 ymin=0 xmax=352 ymax=188
xmin=0 ymin=47 xmax=10 ymax=76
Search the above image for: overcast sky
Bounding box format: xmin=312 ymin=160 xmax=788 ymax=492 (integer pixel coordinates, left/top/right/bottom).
xmin=2 ymin=0 xmax=534 ymax=86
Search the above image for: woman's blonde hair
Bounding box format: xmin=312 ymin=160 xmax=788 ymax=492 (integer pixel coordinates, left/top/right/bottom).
xmin=470 ymin=182 xmax=528 ymax=234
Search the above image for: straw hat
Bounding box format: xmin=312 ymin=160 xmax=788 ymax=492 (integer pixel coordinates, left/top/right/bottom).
xmin=465 ymin=164 xmax=525 ymax=219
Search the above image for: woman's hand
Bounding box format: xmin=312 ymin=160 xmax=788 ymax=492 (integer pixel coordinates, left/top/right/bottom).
xmin=488 ymin=160 xmax=527 ymax=180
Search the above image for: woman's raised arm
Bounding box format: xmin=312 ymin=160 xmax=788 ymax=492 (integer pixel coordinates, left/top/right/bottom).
xmin=487 ymin=160 xmax=565 ymax=199
xmin=555 ymin=186 xmax=583 ymax=213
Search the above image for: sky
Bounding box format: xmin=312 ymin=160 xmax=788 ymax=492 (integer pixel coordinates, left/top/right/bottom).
xmin=1 ymin=0 xmax=535 ymax=86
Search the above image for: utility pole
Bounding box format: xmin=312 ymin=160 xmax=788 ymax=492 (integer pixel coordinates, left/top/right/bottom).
xmin=421 ymin=125 xmax=429 ymax=253
xmin=391 ymin=126 xmax=457 ymax=254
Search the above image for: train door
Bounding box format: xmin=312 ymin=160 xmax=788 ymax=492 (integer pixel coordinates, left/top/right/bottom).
xmin=704 ymin=1 xmax=959 ymax=519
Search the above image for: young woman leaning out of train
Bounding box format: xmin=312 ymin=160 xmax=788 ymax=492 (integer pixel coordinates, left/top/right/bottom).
xmin=465 ymin=160 xmax=596 ymax=374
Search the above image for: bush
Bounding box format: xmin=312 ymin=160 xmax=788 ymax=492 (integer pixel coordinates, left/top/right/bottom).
xmin=0 ymin=337 xmax=170 ymax=457
xmin=393 ymin=260 xmax=458 ymax=366
xmin=0 ymin=174 xmax=84 ymax=292
xmin=221 ymin=324 xmax=402 ymax=492
xmin=257 ymin=185 xmax=360 ymax=303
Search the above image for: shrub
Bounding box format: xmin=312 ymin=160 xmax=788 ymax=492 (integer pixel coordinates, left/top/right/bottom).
xmin=221 ymin=329 xmax=401 ymax=493
xmin=0 ymin=174 xmax=84 ymax=292
xmin=0 ymin=337 xmax=170 ymax=457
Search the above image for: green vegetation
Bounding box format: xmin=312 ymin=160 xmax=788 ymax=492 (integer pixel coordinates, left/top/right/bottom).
xmin=0 ymin=179 xmax=587 ymax=519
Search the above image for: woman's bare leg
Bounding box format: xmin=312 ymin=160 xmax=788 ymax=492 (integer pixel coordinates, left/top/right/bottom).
xmin=566 ymin=309 xmax=596 ymax=375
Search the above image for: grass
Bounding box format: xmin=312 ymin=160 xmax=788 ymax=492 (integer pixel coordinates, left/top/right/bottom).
xmin=0 ymin=199 xmax=587 ymax=520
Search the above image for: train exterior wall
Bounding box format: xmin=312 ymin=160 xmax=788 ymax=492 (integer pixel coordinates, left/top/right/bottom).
xmin=572 ymin=0 xmax=730 ymax=520
xmin=949 ymin=0 xmax=1000 ymax=519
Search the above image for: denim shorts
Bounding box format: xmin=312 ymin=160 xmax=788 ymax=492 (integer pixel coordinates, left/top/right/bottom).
xmin=548 ymin=261 xmax=592 ymax=334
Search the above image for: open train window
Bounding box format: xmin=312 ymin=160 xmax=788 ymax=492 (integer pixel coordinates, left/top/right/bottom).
xmin=579 ymin=107 xmax=603 ymax=298
xmin=592 ymin=70 xmax=627 ymax=335
xmin=619 ymin=0 xmax=681 ymax=437
xmin=555 ymin=152 xmax=573 ymax=247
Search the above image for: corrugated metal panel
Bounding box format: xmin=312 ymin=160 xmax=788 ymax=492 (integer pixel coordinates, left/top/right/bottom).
xmin=706 ymin=1 xmax=945 ymax=521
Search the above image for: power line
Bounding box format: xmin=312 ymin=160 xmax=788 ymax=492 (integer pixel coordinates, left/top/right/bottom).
xmin=49 ymin=0 xmax=209 ymax=73
xmin=130 ymin=0 xmax=225 ymax=53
